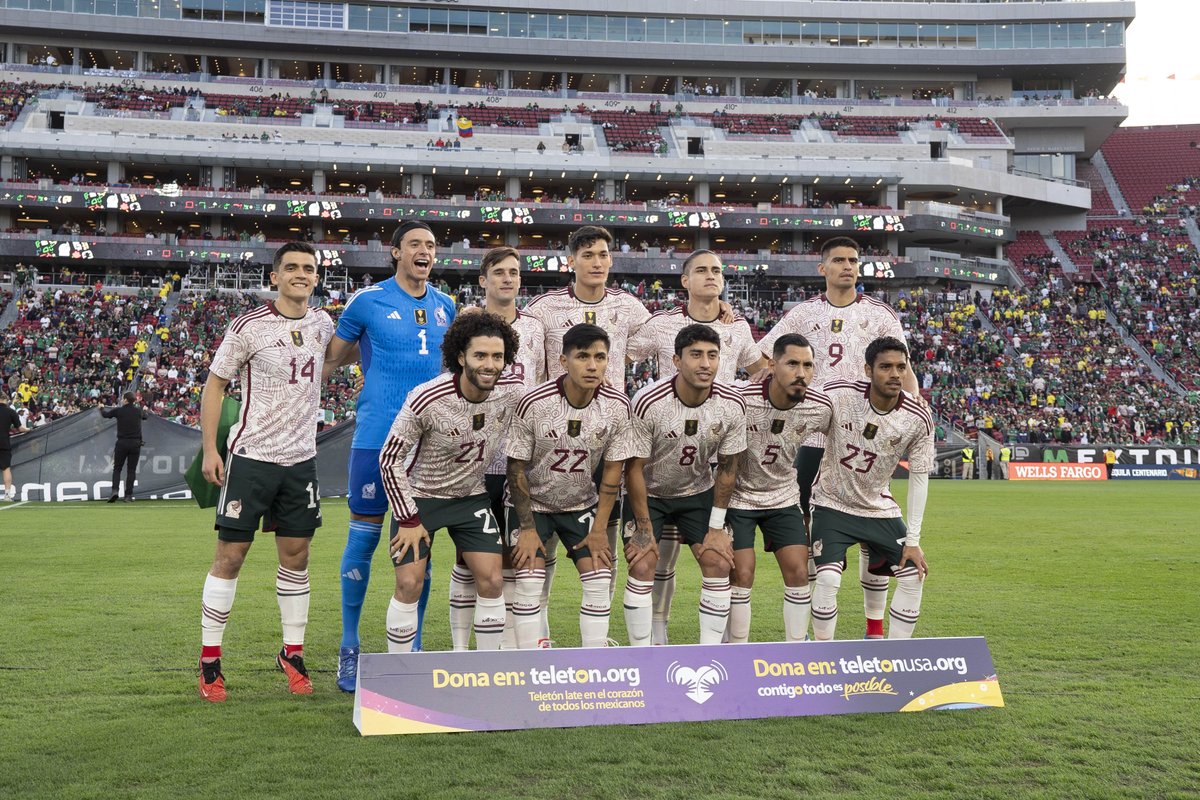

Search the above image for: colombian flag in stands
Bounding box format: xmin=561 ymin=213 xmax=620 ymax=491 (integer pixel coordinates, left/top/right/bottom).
xmin=457 ymin=116 xmax=473 ymax=138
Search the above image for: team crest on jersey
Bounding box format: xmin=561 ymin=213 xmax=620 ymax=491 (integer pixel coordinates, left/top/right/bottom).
xmin=591 ymin=425 xmax=608 ymax=445
xmin=770 ymin=419 xmax=785 ymax=435
xmin=710 ymin=423 xmax=723 ymax=437
xmin=567 ymin=419 xmax=582 ymax=438
xmin=831 ymin=319 xmax=844 ymax=333
xmin=863 ymin=423 xmax=879 ymax=440
xmin=414 ymin=308 xmax=428 ymax=326
xmin=435 ymin=305 xmax=449 ymax=326
xmin=472 ymin=413 xmax=485 ymax=431
xmin=583 ymin=311 xmax=597 ymax=325
xmin=224 ymin=499 xmax=242 ymax=520
xmin=811 ymin=539 xmax=823 ymax=557
xmin=684 ymin=419 xmax=698 ymax=436
xmin=290 ymin=330 xmax=304 ymax=347
xmin=890 ymin=436 xmax=902 ymax=447
xmin=362 ymin=482 xmax=377 ymax=500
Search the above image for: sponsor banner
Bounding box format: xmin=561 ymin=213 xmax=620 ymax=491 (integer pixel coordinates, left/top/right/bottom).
xmin=1007 ymin=462 xmax=1106 ymax=481
xmin=1110 ymin=465 xmax=1200 ymax=481
xmin=352 ymin=637 xmax=1002 ymax=735
xmin=8 ymin=410 xmax=355 ymax=502
xmin=1011 ymin=444 xmax=1200 ymax=467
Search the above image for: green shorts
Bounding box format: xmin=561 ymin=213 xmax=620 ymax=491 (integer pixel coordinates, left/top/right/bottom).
xmin=215 ymin=454 xmax=321 ymax=542
xmin=728 ymin=505 xmax=809 ymax=552
xmin=622 ymin=488 xmax=713 ymax=546
xmin=810 ymin=505 xmax=909 ymax=576
xmin=506 ymin=505 xmax=599 ymax=562
xmin=392 ymin=493 xmax=503 ymax=566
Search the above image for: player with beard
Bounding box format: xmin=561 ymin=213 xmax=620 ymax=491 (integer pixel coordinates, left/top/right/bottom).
xmin=324 ymin=221 xmax=455 ymax=688
xmin=727 ymin=334 xmax=834 ymax=642
xmin=378 ymin=313 xmax=525 ymax=652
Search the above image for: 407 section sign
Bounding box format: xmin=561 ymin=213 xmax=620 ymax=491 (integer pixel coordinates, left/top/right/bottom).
xmin=353 ymin=637 xmax=1002 ymax=735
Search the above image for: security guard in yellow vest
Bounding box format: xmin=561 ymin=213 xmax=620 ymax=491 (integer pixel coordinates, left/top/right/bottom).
xmin=999 ymin=445 xmax=1012 ymax=479
xmin=960 ymin=446 xmax=975 ymax=480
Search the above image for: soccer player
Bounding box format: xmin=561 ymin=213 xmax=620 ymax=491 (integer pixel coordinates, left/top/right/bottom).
xmin=324 ymin=220 xmax=456 ymax=689
xmin=623 ymin=324 xmax=748 ymax=646
xmin=522 ymin=225 xmax=649 ymax=604
xmin=196 ymin=241 xmax=335 ymax=702
xmin=505 ymin=324 xmax=634 ymax=649
xmin=628 ymin=248 xmax=766 ymax=646
xmin=728 ymin=334 xmax=834 ymax=642
xmin=757 ymin=236 xmax=919 ymax=639
xmin=809 ymin=336 xmax=934 ymax=641
xmin=378 ymin=312 xmax=525 ymax=652
xmin=448 ymin=246 xmax=546 ymax=651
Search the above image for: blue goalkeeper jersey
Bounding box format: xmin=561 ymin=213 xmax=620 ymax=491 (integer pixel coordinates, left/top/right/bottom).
xmin=335 ymin=277 xmax=457 ymax=449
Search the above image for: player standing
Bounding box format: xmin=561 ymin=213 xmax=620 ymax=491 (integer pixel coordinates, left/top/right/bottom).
xmin=505 ymin=324 xmax=634 ymax=648
xmin=627 ymin=248 xmax=765 ymax=646
xmin=378 ymin=313 xmax=525 ymax=651
xmin=757 ymin=236 xmax=919 ymax=639
xmin=727 ymin=334 xmax=834 ymax=642
xmin=623 ymin=324 xmax=747 ymax=645
xmin=324 ymin=221 xmax=456 ymax=689
xmin=447 ymin=246 xmax=546 ymax=651
xmin=809 ymin=336 xmax=933 ymax=641
xmin=196 ymin=242 xmax=335 ymax=702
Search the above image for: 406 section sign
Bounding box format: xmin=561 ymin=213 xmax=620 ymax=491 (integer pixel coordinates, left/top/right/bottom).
xmin=353 ymin=637 xmax=1002 ymax=735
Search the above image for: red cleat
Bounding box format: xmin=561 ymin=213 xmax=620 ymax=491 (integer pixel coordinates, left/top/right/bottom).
xmin=198 ymin=659 xmax=226 ymax=703
xmin=276 ymin=649 xmax=313 ymax=695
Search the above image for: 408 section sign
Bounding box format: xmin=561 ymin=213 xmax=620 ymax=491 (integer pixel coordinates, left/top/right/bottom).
xmin=353 ymin=637 xmax=1002 ymax=735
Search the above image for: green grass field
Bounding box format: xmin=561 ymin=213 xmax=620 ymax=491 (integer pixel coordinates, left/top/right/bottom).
xmin=1 ymin=481 xmax=1198 ymax=799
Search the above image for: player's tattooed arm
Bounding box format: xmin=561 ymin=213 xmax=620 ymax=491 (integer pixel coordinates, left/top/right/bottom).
xmin=575 ymin=459 xmax=622 ymax=568
xmin=507 ymin=457 xmax=544 ymax=569
xmin=701 ymin=450 xmax=742 ymax=569
xmin=623 ymin=457 xmax=656 ymax=568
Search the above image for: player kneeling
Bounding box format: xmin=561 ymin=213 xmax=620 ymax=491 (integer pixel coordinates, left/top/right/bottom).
xmin=380 ymin=312 xmax=525 ymax=652
xmin=505 ymin=324 xmax=634 ymax=648
xmin=727 ymin=334 xmax=834 ymax=642
xmin=809 ymin=336 xmax=934 ymax=641
xmin=196 ymin=242 xmax=335 ymax=702
xmin=623 ymin=324 xmax=748 ymax=645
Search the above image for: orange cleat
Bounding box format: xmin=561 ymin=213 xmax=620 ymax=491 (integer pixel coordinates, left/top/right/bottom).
xmin=198 ymin=659 xmax=226 ymax=703
xmin=277 ymin=649 xmax=313 ymax=695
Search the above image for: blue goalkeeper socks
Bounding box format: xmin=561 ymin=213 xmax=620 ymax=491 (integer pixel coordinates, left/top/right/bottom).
xmin=339 ymin=520 xmax=381 ymax=650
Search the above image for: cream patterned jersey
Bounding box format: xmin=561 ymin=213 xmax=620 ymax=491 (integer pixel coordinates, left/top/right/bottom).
xmin=627 ymin=305 xmax=761 ymax=383
xmin=810 ymin=380 xmax=934 ymax=519
xmin=208 ymin=302 xmax=334 ymax=466
xmin=484 ymin=308 xmax=547 ymax=477
xmin=523 ymin=285 xmax=651 ymax=388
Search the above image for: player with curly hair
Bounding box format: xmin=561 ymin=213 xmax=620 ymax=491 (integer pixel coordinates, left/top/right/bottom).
xmin=376 ymin=312 xmax=526 ymax=651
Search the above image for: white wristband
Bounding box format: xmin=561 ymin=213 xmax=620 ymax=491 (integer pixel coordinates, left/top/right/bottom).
xmin=709 ymin=508 xmax=727 ymax=529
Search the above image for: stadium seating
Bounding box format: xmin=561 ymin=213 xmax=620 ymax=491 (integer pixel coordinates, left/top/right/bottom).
xmin=1099 ymin=124 xmax=1200 ymax=216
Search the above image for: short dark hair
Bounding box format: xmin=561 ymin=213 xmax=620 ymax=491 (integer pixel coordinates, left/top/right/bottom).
xmin=865 ymin=335 xmax=909 ymax=367
xmin=820 ymin=237 xmax=860 ymax=260
xmin=272 ymin=240 xmax=316 ymax=269
xmin=772 ymin=333 xmax=813 ymax=360
xmin=674 ymin=323 xmax=721 ymax=356
xmin=562 ymin=323 xmax=610 ymax=356
xmin=567 ymin=225 xmax=612 ymax=256
xmin=440 ymin=311 xmax=519 ymax=375
xmin=682 ymin=249 xmax=722 ymax=275
xmin=389 ymin=220 xmax=434 ymax=269
xmin=480 ymin=246 xmax=520 ymax=277
xmin=123 ymin=391 xmax=136 ymax=404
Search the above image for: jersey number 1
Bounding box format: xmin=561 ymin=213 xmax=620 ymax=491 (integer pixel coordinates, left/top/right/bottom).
xmin=417 ymin=329 xmax=429 ymax=355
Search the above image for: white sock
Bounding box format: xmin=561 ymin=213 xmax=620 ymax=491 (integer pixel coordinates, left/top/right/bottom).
xmin=579 ymin=569 xmax=612 ymax=648
xmin=473 ymin=594 xmax=506 ymax=650
xmin=385 ymin=597 xmax=418 ymax=653
xmin=275 ymin=566 xmax=310 ymax=648
xmin=623 ymin=577 xmax=654 ymax=646
xmin=607 ymin=519 xmax=620 ymax=602
xmin=728 ymin=586 xmax=752 ymax=643
xmin=811 ymin=563 xmax=844 ymax=641
xmin=498 ymin=567 xmax=515 ymax=650
xmin=783 ymin=584 xmax=812 ymax=641
xmin=859 ymin=546 xmax=889 ymax=622
xmin=201 ymin=573 xmax=237 ymax=649
xmin=450 ymin=564 xmax=478 ymax=652
xmin=888 ymin=568 xmax=924 ymax=640
xmin=698 ymin=578 xmax=731 ymax=644
xmin=652 ymin=526 xmax=681 ymax=645
xmin=538 ymin=544 xmax=557 ymax=642
xmin=513 ymin=568 xmax=545 ymax=649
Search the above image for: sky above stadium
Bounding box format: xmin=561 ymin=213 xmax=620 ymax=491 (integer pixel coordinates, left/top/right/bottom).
xmin=1110 ymin=0 xmax=1200 ymax=126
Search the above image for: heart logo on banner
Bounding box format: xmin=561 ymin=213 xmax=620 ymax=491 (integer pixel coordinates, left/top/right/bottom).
xmin=667 ymin=661 xmax=729 ymax=705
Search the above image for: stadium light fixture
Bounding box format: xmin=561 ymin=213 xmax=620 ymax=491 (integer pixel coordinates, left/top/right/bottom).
xmin=813 ymin=177 xmax=820 ymax=184
xmin=751 ymin=176 xmax=757 ymax=182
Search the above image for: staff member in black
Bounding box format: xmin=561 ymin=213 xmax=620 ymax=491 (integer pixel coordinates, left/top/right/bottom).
xmin=101 ymin=392 xmax=148 ymax=502
xmin=1 ymin=394 xmax=29 ymax=502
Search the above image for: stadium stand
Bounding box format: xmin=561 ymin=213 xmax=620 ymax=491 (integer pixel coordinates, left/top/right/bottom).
xmin=1097 ymin=124 xmax=1200 ymax=215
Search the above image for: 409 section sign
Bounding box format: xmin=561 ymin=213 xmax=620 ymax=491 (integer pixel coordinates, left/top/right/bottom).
xmin=353 ymin=637 xmax=1002 ymax=735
